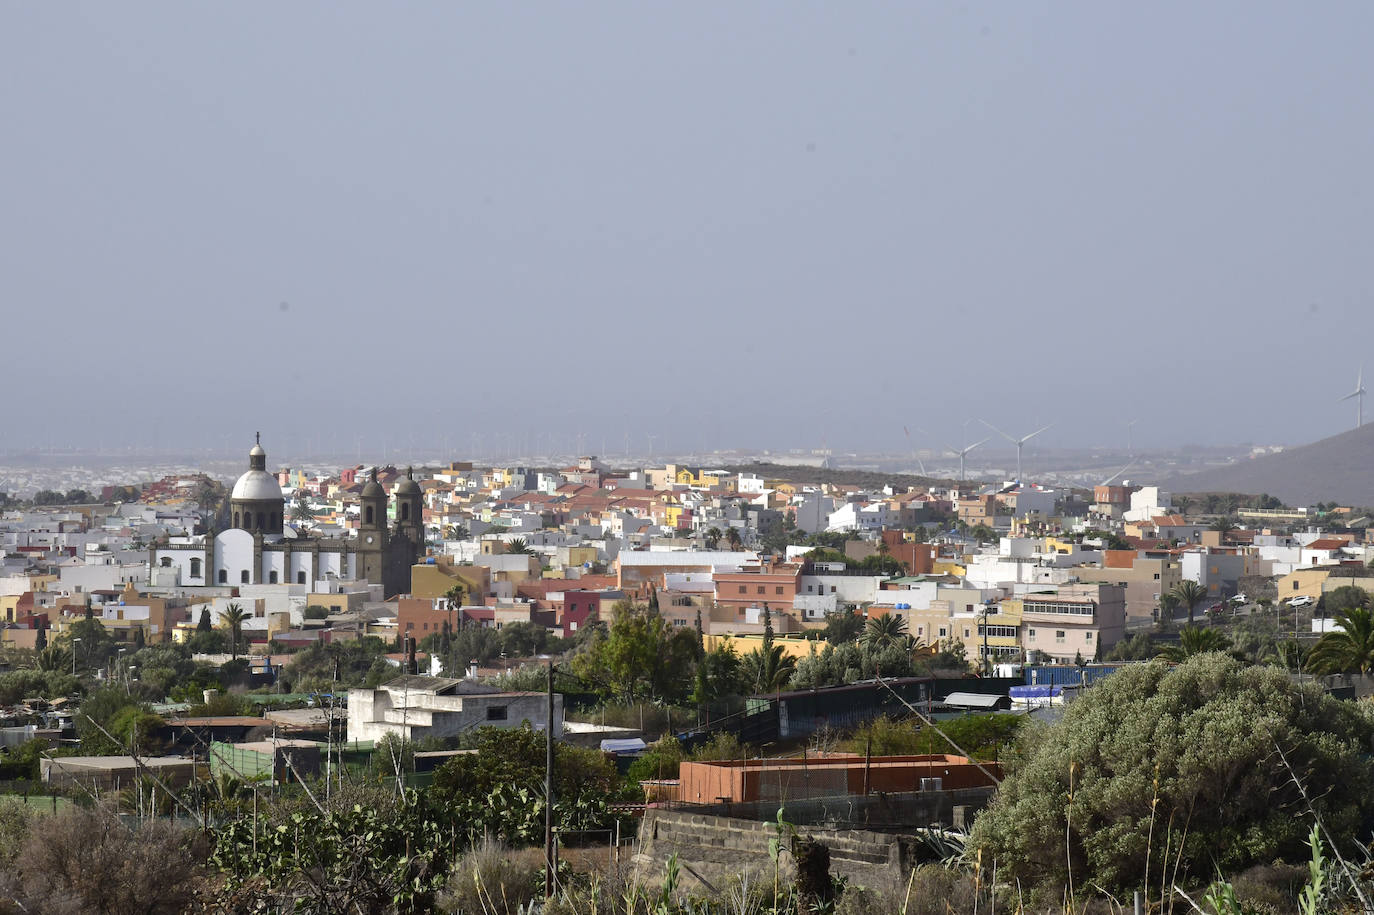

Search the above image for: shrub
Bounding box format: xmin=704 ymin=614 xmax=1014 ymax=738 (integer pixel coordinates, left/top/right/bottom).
xmin=969 ymin=654 xmax=1374 ymax=897
xmin=436 ymin=837 xmax=545 ymax=914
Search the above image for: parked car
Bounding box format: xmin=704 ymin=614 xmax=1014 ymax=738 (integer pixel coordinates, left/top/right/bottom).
xmin=1288 ymin=595 xmax=1315 ymax=608
xmin=1229 ymin=593 xmax=1247 ymax=604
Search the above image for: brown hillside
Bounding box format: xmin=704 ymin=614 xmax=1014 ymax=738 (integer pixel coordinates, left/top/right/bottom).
xmin=1163 ymin=424 xmax=1374 ymax=507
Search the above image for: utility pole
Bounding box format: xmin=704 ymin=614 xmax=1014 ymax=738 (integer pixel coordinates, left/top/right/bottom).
xmin=544 ymin=659 xmax=556 ymax=899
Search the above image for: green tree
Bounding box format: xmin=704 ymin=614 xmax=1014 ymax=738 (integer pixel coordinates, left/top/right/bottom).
xmin=931 ymin=636 xmax=969 ymax=671
xmin=221 ymin=603 xmax=248 ymax=661
xmin=197 ymin=606 xmax=213 ymax=631
xmin=1171 ymin=580 xmax=1209 ymax=625
xmin=1156 ymin=624 xmax=1231 ymax=661
xmin=740 ymin=643 xmax=797 ymax=693
xmin=1321 ymin=584 xmax=1370 ymax=618
xmin=571 ymin=602 xmax=698 ymax=701
xmin=186 ymin=628 xmax=227 ymax=655
xmin=821 ymin=609 xmax=864 ymax=645
xmin=431 ymin=726 xmax=623 ymax=845
xmin=504 ymin=537 xmax=532 ymax=555
xmin=1307 ymin=606 xmax=1374 ymax=679
xmin=704 ymin=527 xmax=722 ymax=550
xmin=969 ymin=524 xmax=997 ymax=543
xmin=690 ymin=641 xmax=744 ymax=706
xmin=861 ymin=614 xmax=911 ymax=651
xmin=725 ymin=527 xmax=743 ymax=551
xmin=969 ymin=654 xmax=1374 ymax=896
xmin=1209 ymin=516 xmax=1237 ymax=534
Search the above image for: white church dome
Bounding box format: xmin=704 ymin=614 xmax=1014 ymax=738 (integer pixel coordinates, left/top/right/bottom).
xmin=231 ymin=469 xmax=283 ymax=502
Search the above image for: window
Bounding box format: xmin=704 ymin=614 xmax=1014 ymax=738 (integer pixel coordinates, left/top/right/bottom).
xmin=269 ymin=571 xmax=278 ymax=584
xmin=190 ymin=558 xmax=201 ymax=578
xmin=938 ymin=627 xmax=947 ymax=637
xmin=233 ymin=512 xmax=240 ymax=528
xmin=775 ymin=586 xmax=783 ymax=595
xmin=219 ymin=570 xmax=228 ymax=584
xmin=757 ymin=585 xmax=764 ymax=595
xmin=830 ymin=586 xmax=836 ymax=594
xmin=964 ymin=628 xmax=970 ymax=638
xmin=400 ymin=503 xmax=410 ymax=521
xmin=1027 ymin=628 xmax=1036 ymax=637
xmin=297 ymin=571 xmax=306 ymax=585
xmin=160 ymin=557 xmax=172 ymax=568
xmin=486 ymin=706 xmax=508 ymax=721
xmin=1055 ymin=630 xmax=1066 ymax=643
xmin=365 ymin=506 xmax=374 ymax=525
xmin=1293 ymin=581 xmax=1300 ymax=590
xmin=257 ymin=512 xmax=265 ymax=529
xmin=738 ymin=585 xmax=746 ymax=594
xmin=1153 ymin=573 xmax=1160 ymax=580
xmin=241 ymin=570 xmax=250 ymax=583
xmin=1085 ymin=632 xmax=1094 ymax=641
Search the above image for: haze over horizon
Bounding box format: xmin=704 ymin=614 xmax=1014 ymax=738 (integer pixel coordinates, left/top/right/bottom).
xmin=5 ymin=4 xmax=1373 ymax=455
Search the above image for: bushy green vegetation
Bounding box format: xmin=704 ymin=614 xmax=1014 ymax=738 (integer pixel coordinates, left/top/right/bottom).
xmin=970 ymin=653 xmax=1374 ymax=897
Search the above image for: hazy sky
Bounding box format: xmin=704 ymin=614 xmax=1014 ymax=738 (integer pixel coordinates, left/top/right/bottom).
xmin=4 ymin=3 xmax=1373 ymax=458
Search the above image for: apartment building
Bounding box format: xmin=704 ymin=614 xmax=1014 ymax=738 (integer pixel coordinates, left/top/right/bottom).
xmin=1019 ymin=583 xmax=1126 ymax=663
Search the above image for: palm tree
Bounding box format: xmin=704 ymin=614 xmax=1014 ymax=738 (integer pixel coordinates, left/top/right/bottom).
xmin=505 ymin=537 xmax=532 ymax=555
xmin=1209 ymin=517 xmax=1237 ymax=535
xmin=290 ymin=501 xmax=319 ymax=525
xmin=704 ymin=527 xmax=722 ymax=551
xmin=1171 ymin=581 xmax=1209 ymax=625
xmin=741 ymin=644 xmax=797 ymax=693
xmin=725 ymin=527 xmax=743 ymax=552
xmin=34 ymin=644 xmax=71 ymax=673
xmin=1157 ymin=592 xmax=1180 ymax=624
xmin=862 ymin=614 xmax=910 ymax=651
xmin=222 ymin=603 xmax=248 ymax=661
xmin=1307 ymin=607 xmax=1374 ymax=678
xmin=1157 ymin=624 xmax=1232 ymax=661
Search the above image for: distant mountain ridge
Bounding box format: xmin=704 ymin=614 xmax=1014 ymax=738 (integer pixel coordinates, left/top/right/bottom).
xmin=1163 ymin=424 xmax=1374 ymax=507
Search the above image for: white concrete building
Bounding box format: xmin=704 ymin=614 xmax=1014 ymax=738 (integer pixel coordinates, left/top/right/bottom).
xmin=348 ymin=675 xmax=563 ymax=743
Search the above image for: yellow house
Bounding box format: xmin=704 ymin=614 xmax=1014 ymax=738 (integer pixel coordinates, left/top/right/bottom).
xmin=1276 ymin=568 xmax=1333 ymax=602
xmin=563 ymin=546 xmax=598 ymax=568
xmin=1044 ymin=536 xmax=1078 ymax=556
xmin=703 ymin=633 xmax=819 ymax=662
xmin=0 ymin=594 xmax=24 ymax=623
xmin=409 ymin=562 xmax=489 ymax=602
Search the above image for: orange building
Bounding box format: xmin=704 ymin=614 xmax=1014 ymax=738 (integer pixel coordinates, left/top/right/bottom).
xmin=712 ymin=562 xmax=802 ymax=618
xmin=675 ymin=753 xmax=1000 ymax=804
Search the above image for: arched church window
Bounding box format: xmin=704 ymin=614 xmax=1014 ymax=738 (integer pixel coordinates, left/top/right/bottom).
xmin=297 ymin=571 xmax=306 ymax=585
xmin=241 ymin=570 xmax=250 ymax=584
xmin=233 ymin=512 xmax=240 ymax=528
xmin=256 ymin=512 xmax=265 ymax=530
xmin=365 ymin=506 xmax=374 ymax=525
xmin=400 ymin=503 xmax=410 ymax=521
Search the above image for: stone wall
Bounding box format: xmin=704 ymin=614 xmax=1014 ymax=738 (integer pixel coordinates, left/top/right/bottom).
xmin=636 ymin=809 xmax=906 ymax=895
xmin=634 ymin=788 xmax=995 ymax=895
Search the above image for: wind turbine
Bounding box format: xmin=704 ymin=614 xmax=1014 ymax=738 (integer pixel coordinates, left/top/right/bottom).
xmin=980 ymin=420 xmax=1052 ymax=483
xmin=1340 ymin=368 xmax=1366 ymax=429
xmin=1100 ymin=458 xmax=1136 ymax=487
xmin=904 ymin=426 xmax=928 ymax=476
xmin=1125 ymin=419 xmax=1138 ymax=455
xmin=941 ymin=436 xmax=989 ymax=483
